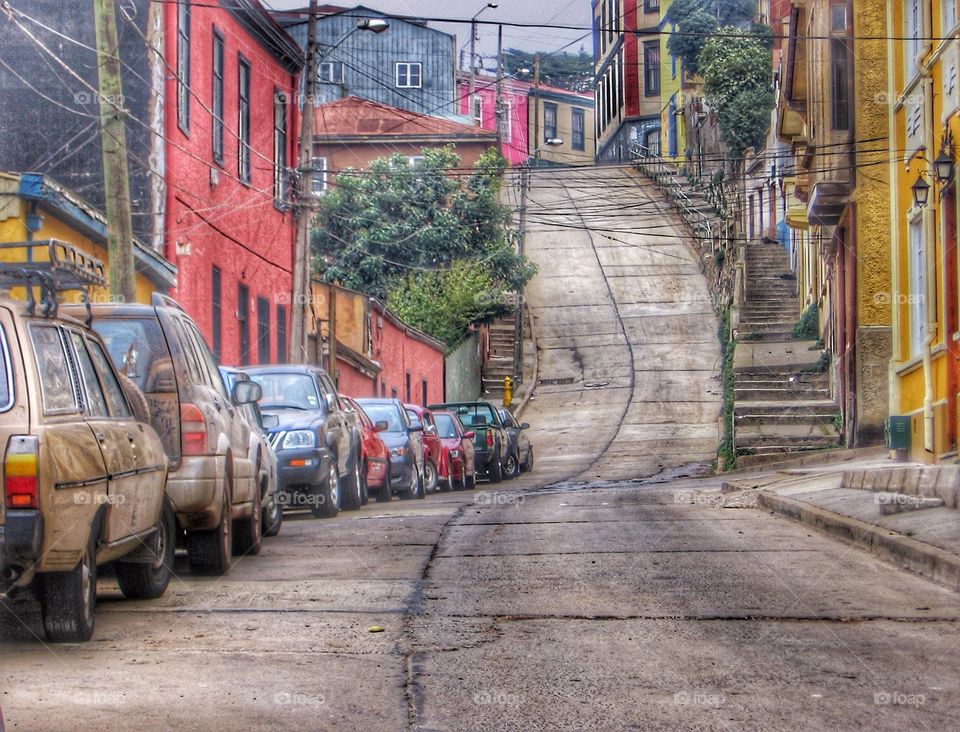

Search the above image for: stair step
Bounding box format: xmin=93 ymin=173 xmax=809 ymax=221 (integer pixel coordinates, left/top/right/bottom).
xmin=735 ymin=433 xmax=842 ymax=449
xmin=734 ymin=388 xmax=832 ymax=400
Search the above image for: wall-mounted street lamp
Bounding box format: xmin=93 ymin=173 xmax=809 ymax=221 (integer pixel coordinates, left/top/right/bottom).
xmin=934 ymin=150 xmax=954 ymax=184
xmin=912 ymin=175 xmax=931 ymax=208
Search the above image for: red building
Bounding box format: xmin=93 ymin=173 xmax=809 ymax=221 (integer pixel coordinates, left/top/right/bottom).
xmin=164 ymin=0 xmax=302 ymax=365
xmin=311 ymin=97 xmax=497 ymax=179
xmin=369 ymin=300 xmax=445 ymax=405
xmin=310 ymin=282 xmax=446 ymax=405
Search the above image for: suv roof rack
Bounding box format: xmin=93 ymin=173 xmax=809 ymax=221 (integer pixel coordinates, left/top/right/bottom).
xmin=0 ymin=239 xmax=108 ymax=323
xmin=150 ymin=292 xmax=184 ymax=311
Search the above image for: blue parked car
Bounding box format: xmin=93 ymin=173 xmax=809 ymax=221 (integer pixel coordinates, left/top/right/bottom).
xmin=355 ymin=398 xmax=425 ymax=500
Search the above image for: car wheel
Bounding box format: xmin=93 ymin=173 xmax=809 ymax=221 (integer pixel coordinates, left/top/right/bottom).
xmin=376 ymin=464 xmax=392 ymax=503
xmin=40 ymin=534 xmax=97 ymax=642
xmin=488 ymin=452 xmax=503 ymax=483
xmin=117 ymin=499 xmax=176 ymax=600
xmin=262 ymin=479 xmax=283 ymax=538
xmin=414 ymin=467 xmax=426 ymax=499
xmin=341 ymin=456 xmax=364 ymax=511
xmin=523 ymin=447 xmax=534 ymax=473
xmin=505 ymin=452 xmax=520 ymax=479
xmin=400 ymin=463 xmax=423 ymax=500
xmin=233 ymin=478 xmax=262 ymax=556
xmin=451 ymin=477 xmax=463 ymax=491
xmin=312 ymin=460 xmax=341 ymax=518
xmin=424 ymin=460 xmax=438 ymax=493
xmin=187 ymin=489 xmax=232 ymax=576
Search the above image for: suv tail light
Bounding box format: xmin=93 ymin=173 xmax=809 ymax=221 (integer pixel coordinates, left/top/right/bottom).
xmin=181 ymin=403 xmax=207 ymax=455
xmin=5 ymin=436 xmax=39 ymax=509
xmin=486 ymin=430 xmax=493 ymax=449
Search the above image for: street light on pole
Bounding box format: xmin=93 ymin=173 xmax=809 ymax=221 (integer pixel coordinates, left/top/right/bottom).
xmin=513 ymin=136 xmax=561 ymax=379
xmin=291 ymin=6 xmax=389 ymax=364
xmin=469 ymin=3 xmax=498 ymax=99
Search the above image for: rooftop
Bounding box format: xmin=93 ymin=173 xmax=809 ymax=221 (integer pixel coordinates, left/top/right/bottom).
xmin=314 ymin=97 xmax=497 ymax=140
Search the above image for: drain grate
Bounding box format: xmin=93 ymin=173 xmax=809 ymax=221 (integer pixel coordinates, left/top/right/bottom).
xmin=538 ymin=377 xmax=576 ymax=386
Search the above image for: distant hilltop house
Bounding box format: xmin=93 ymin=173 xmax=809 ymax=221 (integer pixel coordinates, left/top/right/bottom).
xmin=276 ymin=4 xmax=461 ymax=120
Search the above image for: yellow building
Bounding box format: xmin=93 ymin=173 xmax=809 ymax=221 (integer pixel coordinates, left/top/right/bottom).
xmin=659 ymin=0 xmax=687 ymax=162
xmin=778 ymin=0 xmax=892 ymax=445
xmin=887 ymin=0 xmax=960 ymax=461
xmin=528 ymin=86 xmax=597 ymax=165
xmin=0 ymin=172 xmax=175 ymax=304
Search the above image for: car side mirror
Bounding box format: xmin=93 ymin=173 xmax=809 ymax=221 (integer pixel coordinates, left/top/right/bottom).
xmin=232 ymin=380 xmax=261 ymax=405
xmin=374 ymin=420 xmax=389 ymax=432
xmin=425 ymin=425 xmax=437 ymax=436
xmin=408 ymin=423 xmax=423 ymax=433
xmin=262 ymin=413 xmax=280 ymax=429
xmin=463 ymin=431 xmax=476 ymax=439
xmin=520 ymin=423 xmax=530 ymax=430
xmin=324 ymin=393 xmax=336 ymax=410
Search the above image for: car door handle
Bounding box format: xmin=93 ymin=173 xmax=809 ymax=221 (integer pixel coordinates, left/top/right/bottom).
xmin=126 ymin=432 xmax=136 ymax=443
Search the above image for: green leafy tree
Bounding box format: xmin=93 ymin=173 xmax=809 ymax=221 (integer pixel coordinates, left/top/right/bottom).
xmin=387 ymin=262 xmax=506 ymax=347
xmin=311 ymin=146 xmax=535 ymax=346
xmin=666 ymin=8 xmax=718 ymax=76
xmin=668 ymin=0 xmax=755 ymax=26
xmin=699 ymin=28 xmax=774 ymax=157
xmin=502 ymin=48 xmax=594 ymax=93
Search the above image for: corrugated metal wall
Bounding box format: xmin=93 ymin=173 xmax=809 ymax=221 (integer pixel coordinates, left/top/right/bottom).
xmin=284 ymin=9 xmax=457 ymax=118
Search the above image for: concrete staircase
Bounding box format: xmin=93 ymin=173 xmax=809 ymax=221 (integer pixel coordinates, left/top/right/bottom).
xmin=738 ymin=240 xmax=800 ymax=341
xmin=482 ymin=313 xmax=518 ymax=398
xmin=733 ymin=239 xmax=842 ymax=466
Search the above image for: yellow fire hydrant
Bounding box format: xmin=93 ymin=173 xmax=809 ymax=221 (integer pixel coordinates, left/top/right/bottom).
xmin=503 ymin=376 xmax=513 ymax=408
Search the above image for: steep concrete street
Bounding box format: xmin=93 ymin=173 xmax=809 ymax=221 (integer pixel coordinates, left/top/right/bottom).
xmin=514 ymin=166 xmax=722 ymax=486
xmin=2 ymin=170 xmax=960 ymax=731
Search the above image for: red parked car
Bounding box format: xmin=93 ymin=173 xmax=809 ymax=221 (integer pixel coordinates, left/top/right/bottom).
xmin=405 ymin=404 xmax=442 ymax=493
xmin=433 ymin=410 xmax=477 ymax=490
xmin=342 ymin=396 xmax=391 ymax=503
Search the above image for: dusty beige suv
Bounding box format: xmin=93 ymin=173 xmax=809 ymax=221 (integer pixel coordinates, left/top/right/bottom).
xmin=0 ymin=245 xmax=172 ymax=642
xmin=82 ymin=295 xmax=262 ymax=575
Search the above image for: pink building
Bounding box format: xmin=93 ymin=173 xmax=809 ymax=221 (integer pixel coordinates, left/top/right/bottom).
xmin=457 ymin=74 xmax=530 ymax=166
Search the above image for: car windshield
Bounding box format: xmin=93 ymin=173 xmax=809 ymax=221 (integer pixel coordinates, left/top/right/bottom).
xmin=92 ymin=317 xmax=175 ymax=394
xmin=434 ymin=413 xmax=459 ymax=439
xmin=361 ymin=403 xmax=404 ymax=432
xmin=451 ymin=404 xmax=497 ymax=428
xmin=250 ymin=373 xmax=321 ymax=410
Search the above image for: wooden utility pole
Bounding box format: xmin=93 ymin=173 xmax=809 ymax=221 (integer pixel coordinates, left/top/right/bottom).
xmin=532 ymin=53 xmax=541 ymax=160
xmin=495 ymin=24 xmax=503 ymax=148
xmin=469 ymin=16 xmax=478 ymax=98
xmin=327 ymin=283 xmax=338 ymax=385
xmin=93 ymin=0 xmax=135 ymax=303
xmin=292 ymin=0 xmax=319 ymax=364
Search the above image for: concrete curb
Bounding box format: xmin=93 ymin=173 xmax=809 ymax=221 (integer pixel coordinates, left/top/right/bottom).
xmin=513 ymin=305 xmax=539 ymax=421
xmin=719 ymin=445 xmax=887 ymax=477
xmin=757 ymin=490 xmax=960 ymax=592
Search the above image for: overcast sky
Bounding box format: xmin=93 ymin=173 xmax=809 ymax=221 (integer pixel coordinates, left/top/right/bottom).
xmin=264 ymin=1 xmax=594 ymax=62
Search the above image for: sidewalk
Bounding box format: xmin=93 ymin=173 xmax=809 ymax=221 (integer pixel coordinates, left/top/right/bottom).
xmin=724 ymin=456 xmax=960 ymax=591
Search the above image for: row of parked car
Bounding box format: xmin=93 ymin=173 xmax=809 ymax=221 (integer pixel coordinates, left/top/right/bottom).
xmin=0 ymin=242 xmax=533 ymax=643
